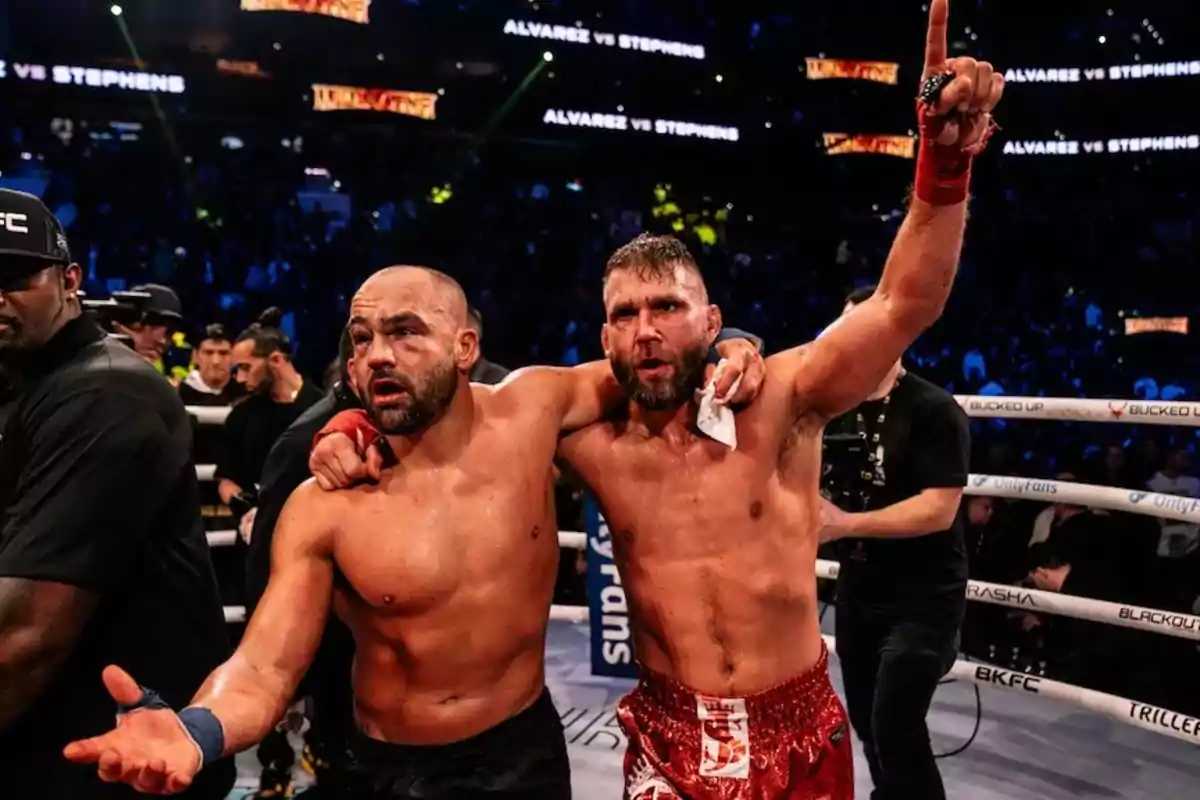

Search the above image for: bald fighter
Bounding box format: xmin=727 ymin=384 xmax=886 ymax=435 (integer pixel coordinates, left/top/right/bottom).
xmin=305 ymin=4 xmax=1001 ymax=797
xmin=63 ymin=266 xmax=763 ymax=798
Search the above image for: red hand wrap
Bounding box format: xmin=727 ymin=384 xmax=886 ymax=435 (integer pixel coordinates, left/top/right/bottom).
xmin=914 ymin=100 xmax=997 ymax=206
xmin=313 ymin=409 xmax=382 ymax=454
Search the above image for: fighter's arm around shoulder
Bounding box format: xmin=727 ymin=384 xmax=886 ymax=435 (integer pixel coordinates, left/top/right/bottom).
xmin=189 ymin=480 xmax=337 ymax=755
xmin=492 ymin=360 xmax=623 ymax=432
xmin=494 ymin=328 xmax=768 ymax=433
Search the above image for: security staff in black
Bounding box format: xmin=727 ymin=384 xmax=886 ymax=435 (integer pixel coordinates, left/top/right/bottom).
xmin=0 ymin=188 xmax=234 ymax=799
xmin=819 ymin=285 xmax=970 ymax=800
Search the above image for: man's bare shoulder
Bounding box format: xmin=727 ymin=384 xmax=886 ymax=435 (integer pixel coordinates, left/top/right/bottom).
xmin=472 ymin=366 xmax=567 ymax=416
xmin=278 ymin=479 xmax=351 ymax=546
xmin=765 ymin=344 xmax=808 ymax=378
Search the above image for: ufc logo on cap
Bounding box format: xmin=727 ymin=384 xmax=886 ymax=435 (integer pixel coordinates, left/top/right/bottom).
xmin=0 ymin=213 xmax=29 ymax=234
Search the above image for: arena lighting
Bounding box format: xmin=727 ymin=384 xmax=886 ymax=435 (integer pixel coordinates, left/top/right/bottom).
xmin=502 ymin=19 xmax=705 ymax=60
xmin=804 ymin=58 xmax=900 ymax=85
xmin=542 ymin=51 xmax=554 ymax=63
xmin=542 ymin=108 xmax=738 ymax=142
xmin=1126 ymin=317 xmax=1188 ymax=335
xmin=239 ymin=0 xmax=371 ymax=25
xmin=110 ymin=4 xmax=122 ymax=16
xmin=311 ymin=84 xmax=437 ymax=120
xmin=1003 ymin=135 xmax=1200 ymax=156
xmin=1004 ymin=60 xmax=1200 ymax=83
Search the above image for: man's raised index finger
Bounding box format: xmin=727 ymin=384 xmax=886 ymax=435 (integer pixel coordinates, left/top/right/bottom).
xmin=924 ymin=0 xmax=950 ymax=70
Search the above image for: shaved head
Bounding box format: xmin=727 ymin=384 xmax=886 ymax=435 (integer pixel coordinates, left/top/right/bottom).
xmin=355 ymin=266 xmax=469 ymax=328
xmin=347 ymin=265 xmax=476 ymax=435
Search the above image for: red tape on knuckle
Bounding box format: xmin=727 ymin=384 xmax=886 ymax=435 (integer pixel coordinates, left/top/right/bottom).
xmin=914 ymin=100 xmax=973 ymax=205
xmin=313 ymin=410 xmax=379 ymax=450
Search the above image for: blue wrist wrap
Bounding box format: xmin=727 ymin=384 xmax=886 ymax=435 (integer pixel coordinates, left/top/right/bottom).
xmin=117 ymin=686 xmax=224 ymax=768
xmin=178 ymin=707 xmax=226 ymax=767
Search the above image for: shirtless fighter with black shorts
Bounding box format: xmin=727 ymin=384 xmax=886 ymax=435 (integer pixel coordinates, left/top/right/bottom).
xmin=307 ymin=4 xmax=1001 ymax=796
xmin=62 ymin=266 xmax=763 ymax=799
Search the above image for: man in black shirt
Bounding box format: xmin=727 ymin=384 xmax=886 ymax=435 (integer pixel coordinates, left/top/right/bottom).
xmin=0 ymin=188 xmax=234 ymax=798
xmin=819 ymin=285 xmax=970 ymax=800
xmin=216 ymin=308 xmax=323 ymax=512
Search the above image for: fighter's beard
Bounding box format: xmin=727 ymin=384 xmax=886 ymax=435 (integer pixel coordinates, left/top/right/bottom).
xmin=612 ymin=344 xmax=707 ymax=412
xmin=367 ymin=360 xmax=458 ymax=435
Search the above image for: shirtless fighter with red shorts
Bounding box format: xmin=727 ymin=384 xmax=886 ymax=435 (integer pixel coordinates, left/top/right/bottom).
xmin=62 ymin=266 xmax=762 ymax=798
xmin=308 ymin=4 xmax=1002 ymax=797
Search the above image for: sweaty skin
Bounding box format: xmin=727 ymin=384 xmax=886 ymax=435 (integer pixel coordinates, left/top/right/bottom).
xmin=558 ymin=198 xmax=969 ymax=695
xmin=62 ymin=266 xmax=762 ymax=792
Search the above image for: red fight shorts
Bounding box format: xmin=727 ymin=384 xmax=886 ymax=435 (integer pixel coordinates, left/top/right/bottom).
xmin=617 ymin=645 xmax=853 ymax=800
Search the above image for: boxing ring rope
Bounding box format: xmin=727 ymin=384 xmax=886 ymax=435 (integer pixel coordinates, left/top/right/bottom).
xmin=817 ymin=635 xmax=1200 ymax=746
xmin=190 ymin=397 xmax=1200 ymax=745
xmin=953 ymin=395 xmax=1200 ymax=426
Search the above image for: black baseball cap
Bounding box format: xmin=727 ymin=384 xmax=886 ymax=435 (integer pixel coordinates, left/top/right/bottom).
xmin=0 ymin=189 xmax=72 ymax=275
xmin=128 ymin=283 xmax=184 ymax=323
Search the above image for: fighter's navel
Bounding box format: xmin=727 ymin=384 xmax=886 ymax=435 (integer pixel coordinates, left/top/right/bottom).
xmin=382 ymin=594 xmax=395 ymax=605
xmin=531 ymin=525 xmax=541 ymax=539
xmin=749 ymin=500 xmax=764 ymax=519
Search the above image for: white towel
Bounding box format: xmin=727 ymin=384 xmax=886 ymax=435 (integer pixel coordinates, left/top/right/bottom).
xmin=694 ymin=358 xmax=741 ymax=449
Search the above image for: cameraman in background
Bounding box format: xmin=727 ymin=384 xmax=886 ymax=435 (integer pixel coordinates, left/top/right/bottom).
xmin=819 ymin=285 xmax=971 ymax=800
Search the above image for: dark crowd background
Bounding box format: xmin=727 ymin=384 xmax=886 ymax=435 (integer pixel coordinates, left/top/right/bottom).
xmin=2 ymin=0 xmax=1198 ymax=718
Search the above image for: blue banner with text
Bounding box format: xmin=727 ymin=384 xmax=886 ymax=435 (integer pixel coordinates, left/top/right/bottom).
xmin=584 ymin=497 xmax=637 ymax=679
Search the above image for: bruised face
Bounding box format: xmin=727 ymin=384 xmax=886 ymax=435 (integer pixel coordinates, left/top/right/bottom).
xmin=0 ymin=263 xmax=81 ymax=353
xmin=347 ymin=269 xmax=477 ymax=435
xmin=601 ymin=263 xmax=720 ymax=411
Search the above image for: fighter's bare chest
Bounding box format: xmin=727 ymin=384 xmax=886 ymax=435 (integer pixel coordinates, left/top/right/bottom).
xmin=329 ymin=464 xmax=551 ymax=613
xmin=570 ymin=424 xmax=785 ymax=534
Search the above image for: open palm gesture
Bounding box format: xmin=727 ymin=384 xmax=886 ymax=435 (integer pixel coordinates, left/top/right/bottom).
xmin=63 ymin=665 xmax=202 ymax=795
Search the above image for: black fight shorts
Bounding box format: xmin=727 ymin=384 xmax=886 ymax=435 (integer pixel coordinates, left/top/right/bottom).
xmin=345 ymin=687 xmax=571 ymax=799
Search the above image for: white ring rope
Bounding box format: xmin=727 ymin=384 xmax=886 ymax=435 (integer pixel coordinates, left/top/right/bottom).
xmin=222 ymin=603 xmax=590 ymax=626
xmin=194 ymin=467 xmax=1200 ymax=525
xmin=815 ymin=559 xmax=1200 ymax=641
xmin=212 ymin=532 xmax=1200 ymax=641
xmin=820 ymin=635 xmax=1200 ymax=746
xmin=954 ymin=395 xmax=1200 ymax=427
xmin=187 ymin=406 xmax=232 ymax=426
xmin=188 ymin=395 xmax=1200 ymax=430
xmin=966 ymin=474 xmax=1200 ymax=523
